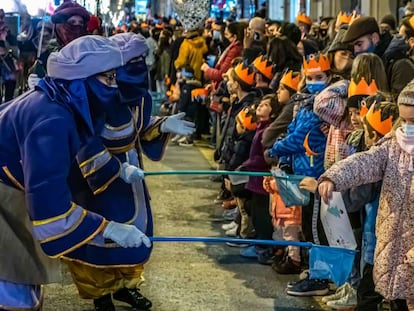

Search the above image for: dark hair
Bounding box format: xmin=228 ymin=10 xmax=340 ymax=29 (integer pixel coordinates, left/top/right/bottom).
xmin=279 ymin=22 xmax=302 ymax=45
xmin=262 ymin=93 xmax=282 ymax=118
xmin=226 ymin=22 xmax=244 ymax=43
xmin=267 ymin=36 xmax=302 ymax=72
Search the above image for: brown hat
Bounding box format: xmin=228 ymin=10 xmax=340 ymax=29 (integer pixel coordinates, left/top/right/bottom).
xmin=342 ymin=17 xmax=379 ymax=44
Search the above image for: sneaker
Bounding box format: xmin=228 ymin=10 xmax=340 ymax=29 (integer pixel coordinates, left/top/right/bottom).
xmin=179 ymin=138 xmax=194 ymax=146
xmin=170 ymin=134 xmax=183 ymax=143
xmin=225 ymin=237 xmax=250 ymax=247
xmin=273 ymin=257 xmax=302 ymax=274
xmin=222 ymin=221 xmax=237 ymax=231
xmin=286 ymin=277 xmax=329 ymax=296
xmin=113 ymin=288 xmax=152 ymax=310
xmin=223 ymin=207 xmax=238 ymax=221
xmin=240 ymin=245 xmax=258 ymax=258
xmin=326 ymin=286 xmax=357 ymax=309
xmin=177 ymin=136 xmax=188 ymax=143
xmin=225 ymin=225 xmax=238 ymax=237
xmin=321 ymin=282 xmax=351 ymax=303
xmin=286 ymin=270 xmax=310 ymax=289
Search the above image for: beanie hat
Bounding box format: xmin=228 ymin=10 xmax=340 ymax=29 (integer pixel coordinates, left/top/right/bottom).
xmin=47 ymin=35 xmax=123 ymax=80
xmin=109 ymin=32 xmax=148 ymax=63
xmin=52 ymin=1 xmax=90 ymax=24
xmin=398 ymin=79 xmax=414 ymax=105
xmin=87 ymin=15 xmax=101 ymax=33
xmin=380 ymin=14 xmax=396 ymax=30
xmin=342 ymin=17 xmax=379 ymax=43
xmin=171 ymin=0 xmax=210 ymax=31
xmin=328 ymin=27 xmax=353 ymax=53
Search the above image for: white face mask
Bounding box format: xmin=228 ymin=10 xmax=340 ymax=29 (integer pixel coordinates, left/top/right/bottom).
xmin=401 ymin=124 xmax=414 ymax=136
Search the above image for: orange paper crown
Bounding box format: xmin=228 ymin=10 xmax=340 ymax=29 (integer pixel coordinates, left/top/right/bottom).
xmin=364 ymin=103 xmax=393 ymax=136
xmin=296 ymin=13 xmax=312 ymax=26
xmin=348 ymin=77 xmax=378 ymax=99
xmin=191 ymin=88 xmax=209 ymax=101
xmin=409 ymin=15 xmax=414 ymax=31
xmin=236 ymin=107 xmax=257 ymax=131
xmin=349 ymin=11 xmax=361 ymax=25
xmin=252 ymin=55 xmax=274 ymax=80
xmin=280 ymin=71 xmax=300 ymax=92
xmin=234 ymin=63 xmax=255 ymax=86
xmin=303 ymin=54 xmax=331 ymax=74
xmin=337 ymin=11 xmax=353 ymax=26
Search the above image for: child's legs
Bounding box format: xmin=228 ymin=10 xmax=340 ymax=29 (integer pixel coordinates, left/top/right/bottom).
xmin=237 ymin=197 xmax=254 ymax=238
xmin=356 ymin=263 xmax=383 ymax=311
xmin=250 ymin=193 xmax=273 ymax=244
xmin=282 ymin=224 xmax=301 ymax=262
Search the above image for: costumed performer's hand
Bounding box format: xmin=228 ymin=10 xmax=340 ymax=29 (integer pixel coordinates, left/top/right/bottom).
xmin=28 ymin=73 xmax=41 ymax=90
xmin=160 ymin=112 xmax=195 ymax=136
xmin=120 ymin=162 xmax=145 ymax=184
xmin=299 ymin=177 xmax=318 ymax=193
xmin=318 ymin=179 xmax=334 ymax=204
xmin=103 ymin=221 xmax=151 ymax=248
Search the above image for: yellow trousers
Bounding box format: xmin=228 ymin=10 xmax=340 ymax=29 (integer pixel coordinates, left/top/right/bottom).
xmin=65 ymin=260 xmax=144 ymax=299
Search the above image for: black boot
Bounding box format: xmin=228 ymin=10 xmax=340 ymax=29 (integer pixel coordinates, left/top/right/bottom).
xmin=113 ymin=288 xmax=152 ymax=310
xmin=94 ymin=294 xmax=115 ymax=311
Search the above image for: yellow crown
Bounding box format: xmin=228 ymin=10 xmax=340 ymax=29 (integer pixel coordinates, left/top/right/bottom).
xmin=252 ymin=55 xmax=274 ymax=80
xmin=337 ymin=11 xmax=353 ymax=26
xmin=364 ymin=103 xmax=393 ymax=136
xmin=303 ymin=54 xmax=331 ymax=74
xmin=349 ymin=11 xmax=361 ymax=25
xmin=280 ymin=71 xmax=300 ymax=92
xmin=234 ymin=63 xmax=255 ymax=86
xmin=348 ymin=77 xmax=378 ymax=98
xmin=236 ymin=107 xmax=257 ymax=131
xmin=296 ymin=13 xmax=312 ymax=26
xmin=409 ymin=15 xmax=414 ymax=31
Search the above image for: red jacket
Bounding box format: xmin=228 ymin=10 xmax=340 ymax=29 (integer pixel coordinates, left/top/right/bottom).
xmin=204 ymin=41 xmax=243 ymax=90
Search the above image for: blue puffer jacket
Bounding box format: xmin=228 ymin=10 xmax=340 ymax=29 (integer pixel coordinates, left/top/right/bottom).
xmin=268 ymin=93 xmax=327 ymax=178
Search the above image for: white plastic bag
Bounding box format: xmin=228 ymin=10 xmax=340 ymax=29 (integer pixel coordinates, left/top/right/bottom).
xmin=320 ymin=192 xmax=357 ymax=250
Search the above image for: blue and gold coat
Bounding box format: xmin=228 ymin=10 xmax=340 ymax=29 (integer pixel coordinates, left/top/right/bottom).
xmin=0 ymin=77 xmax=168 ymax=268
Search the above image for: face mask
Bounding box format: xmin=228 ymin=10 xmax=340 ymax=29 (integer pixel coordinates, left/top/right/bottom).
xmin=116 ymin=59 xmax=149 ymax=105
xmin=319 ymin=29 xmax=328 ymax=37
xmin=306 ymin=81 xmax=326 ymax=94
xmin=401 ymin=124 xmax=414 ymax=136
xmin=55 ymin=23 xmax=87 ymax=47
xmin=86 ymin=77 xmax=119 ymax=115
xmin=354 ymin=41 xmax=376 ymax=56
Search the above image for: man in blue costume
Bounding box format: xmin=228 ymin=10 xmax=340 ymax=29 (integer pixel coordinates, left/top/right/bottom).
xmin=64 ymin=32 xmax=195 ymax=311
xmin=0 ymin=34 xmax=194 ymax=311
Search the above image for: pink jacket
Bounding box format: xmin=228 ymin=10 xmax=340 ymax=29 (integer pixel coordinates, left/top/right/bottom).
xmin=263 ymin=177 xmax=302 ymax=227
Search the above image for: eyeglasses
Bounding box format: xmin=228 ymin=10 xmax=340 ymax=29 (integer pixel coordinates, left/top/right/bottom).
xmin=98 ymin=71 xmax=117 ymax=86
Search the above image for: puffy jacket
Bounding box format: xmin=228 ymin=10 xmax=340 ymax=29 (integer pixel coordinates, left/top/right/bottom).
xmin=269 ymin=93 xmax=327 ymax=178
xmin=174 ymin=33 xmax=208 ymax=81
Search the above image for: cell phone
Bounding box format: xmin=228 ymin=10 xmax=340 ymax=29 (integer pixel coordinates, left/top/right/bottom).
xmin=253 ymin=32 xmax=260 ymax=41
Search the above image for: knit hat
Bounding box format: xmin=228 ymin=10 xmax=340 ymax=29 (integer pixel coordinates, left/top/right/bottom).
xmin=47 ymin=35 xmax=123 ymax=80
xmin=52 ymin=1 xmax=90 ymax=24
xmin=328 ymin=27 xmax=353 ymax=53
xmin=342 ymin=17 xmax=379 ymax=44
xmin=171 ymin=0 xmax=210 ymax=31
xmin=398 ymin=79 xmax=414 ymax=106
xmin=109 ymin=32 xmax=148 ymax=63
xmin=380 ymin=14 xmax=396 ymax=30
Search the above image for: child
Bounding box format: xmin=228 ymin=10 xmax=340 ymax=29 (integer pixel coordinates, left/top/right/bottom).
xmin=318 ymin=81 xmax=412 ymax=310
xmin=237 ymin=94 xmax=283 ymax=264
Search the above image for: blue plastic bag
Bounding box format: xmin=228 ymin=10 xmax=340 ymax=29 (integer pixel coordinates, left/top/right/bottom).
xmin=309 ymin=244 xmax=356 ymax=286
xmin=271 ymin=169 xmax=310 ymax=207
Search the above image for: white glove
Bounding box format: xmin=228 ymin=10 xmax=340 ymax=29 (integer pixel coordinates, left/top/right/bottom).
xmin=103 ymin=221 xmax=152 ymax=248
xmin=28 ymin=73 xmax=41 ymax=90
xmin=120 ymin=162 xmax=144 ymax=183
xmin=160 ymin=112 xmax=195 ymax=136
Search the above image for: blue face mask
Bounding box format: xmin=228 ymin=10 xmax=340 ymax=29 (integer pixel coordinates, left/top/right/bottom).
xmin=354 ymin=41 xmax=376 ymax=56
xmin=306 ymin=81 xmax=326 ymax=94
xmin=401 ymin=124 xmax=414 ymax=136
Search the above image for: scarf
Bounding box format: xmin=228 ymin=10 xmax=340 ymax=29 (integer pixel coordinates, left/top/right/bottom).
xmin=55 ymin=23 xmax=87 ymax=47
